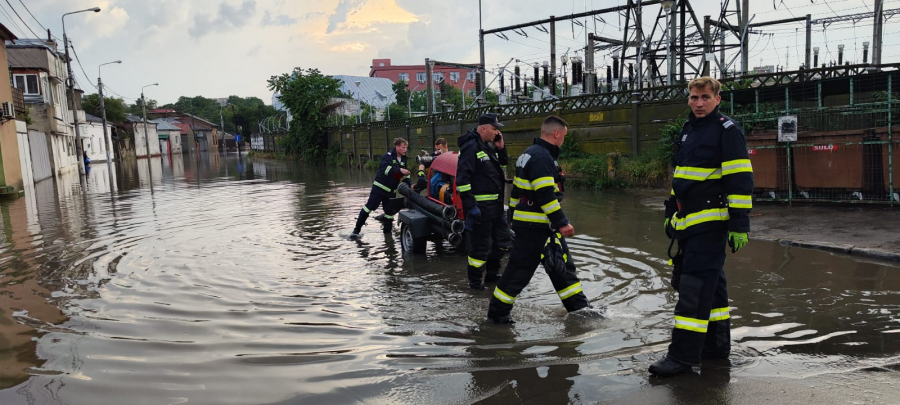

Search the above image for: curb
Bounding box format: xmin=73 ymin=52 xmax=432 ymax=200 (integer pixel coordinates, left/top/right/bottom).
xmin=771 ymin=239 xmax=900 ymax=263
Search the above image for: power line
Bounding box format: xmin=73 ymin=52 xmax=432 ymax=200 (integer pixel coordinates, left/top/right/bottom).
xmin=16 ymin=0 xmax=46 ymax=31
xmin=69 ymin=41 xmax=97 ymax=90
xmin=0 ymin=2 xmax=25 ymax=37
xmin=1 ymin=1 xmax=37 ymax=38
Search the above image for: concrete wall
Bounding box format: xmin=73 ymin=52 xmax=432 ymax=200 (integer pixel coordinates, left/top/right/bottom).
xmin=79 ymin=122 xmax=113 ymax=162
xmin=134 ymin=123 xmax=161 ymax=158
xmin=0 ymin=43 xmax=22 ymax=191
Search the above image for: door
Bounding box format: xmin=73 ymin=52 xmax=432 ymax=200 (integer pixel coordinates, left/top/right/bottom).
xmin=27 ymin=130 xmax=52 ymax=182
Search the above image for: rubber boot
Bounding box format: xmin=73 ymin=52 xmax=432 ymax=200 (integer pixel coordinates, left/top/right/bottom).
xmin=382 ymin=218 xmax=393 ymax=233
xmin=649 ymin=356 xmax=694 ymax=377
xmin=351 ymin=210 xmax=368 ymax=238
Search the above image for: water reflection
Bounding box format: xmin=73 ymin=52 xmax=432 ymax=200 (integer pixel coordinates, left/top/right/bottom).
xmin=0 ymin=152 xmax=898 ymax=404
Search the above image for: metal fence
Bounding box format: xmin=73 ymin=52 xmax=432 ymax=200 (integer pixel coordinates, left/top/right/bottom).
xmin=727 ymin=68 xmax=898 ymax=204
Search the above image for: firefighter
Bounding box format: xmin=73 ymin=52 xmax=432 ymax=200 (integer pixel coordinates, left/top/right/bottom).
xmin=486 ymin=116 xmax=591 ymax=324
xmin=457 ymin=113 xmax=511 ymax=290
xmin=649 ymin=76 xmax=754 ymax=376
xmin=350 ymin=138 xmax=411 ymax=238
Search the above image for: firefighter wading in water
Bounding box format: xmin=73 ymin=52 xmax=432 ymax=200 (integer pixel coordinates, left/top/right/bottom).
xmin=350 ymin=138 xmax=411 ymax=238
xmin=650 ymin=76 xmax=754 ymax=376
xmin=456 ymin=113 xmax=511 ymax=290
xmin=486 ymin=115 xmax=592 ymax=324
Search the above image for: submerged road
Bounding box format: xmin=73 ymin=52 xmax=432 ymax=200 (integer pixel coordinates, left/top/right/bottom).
xmin=0 ymin=153 xmax=898 ymax=404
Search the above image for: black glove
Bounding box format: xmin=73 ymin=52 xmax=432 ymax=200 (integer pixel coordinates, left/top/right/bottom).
xmin=670 ymin=251 xmax=683 ymax=290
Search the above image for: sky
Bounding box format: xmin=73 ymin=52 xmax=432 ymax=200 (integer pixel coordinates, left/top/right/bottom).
xmin=8 ymin=0 xmax=899 ymax=106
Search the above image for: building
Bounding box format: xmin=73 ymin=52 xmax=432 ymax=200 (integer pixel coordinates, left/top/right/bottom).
xmin=147 ymin=110 xmax=219 ymax=152
xmin=0 ymin=23 xmax=23 ymax=197
xmin=80 ymin=113 xmax=114 ymax=162
xmin=369 ymin=59 xmax=479 ymax=97
xmin=151 ymin=119 xmax=182 ymax=155
xmin=122 ymin=114 xmax=160 ymax=158
xmin=8 ymin=37 xmax=81 ymax=177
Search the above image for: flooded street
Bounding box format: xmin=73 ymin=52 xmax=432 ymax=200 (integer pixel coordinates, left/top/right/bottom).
xmin=1 ymin=153 xmax=900 ymax=404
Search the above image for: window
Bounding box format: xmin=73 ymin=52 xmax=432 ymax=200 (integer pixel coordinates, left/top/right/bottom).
xmin=450 ymin=72 xmax=460 ymax=82
xmin=398 ymin=73 xmax=409 ymax=82
xmin=13 ymin=74 xmax=40 ymax=95
xmin=416 ymin=72 xmax=426 ymax=83
xmin=432 ymin=72 xmax=444 ymax=82
xmin=468 ymin=89 xmax=477 ymax=97
xmin=466 ymin=71 xmax=477 ymax=81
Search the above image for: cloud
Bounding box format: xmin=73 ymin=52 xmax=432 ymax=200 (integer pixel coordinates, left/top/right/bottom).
xmin=327 ymin=0 xmax=366 ymax=34
xmin=189 ymin=0 xmax=257 ymax=38
xmin=261 ymin=10 xmax=298 ymax=26
xmin=329 ymin=42 xmax=368 ymax=52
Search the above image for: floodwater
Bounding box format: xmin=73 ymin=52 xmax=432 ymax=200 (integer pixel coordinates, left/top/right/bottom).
xmin=0 ymin=153 xmax=899 ymax=404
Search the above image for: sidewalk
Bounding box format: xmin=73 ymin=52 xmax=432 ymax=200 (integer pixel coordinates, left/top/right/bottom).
xmin=641 ymin=191 xmax=900 ymax=262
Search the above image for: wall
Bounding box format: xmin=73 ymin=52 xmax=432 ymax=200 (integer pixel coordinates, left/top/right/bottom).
xmin=0 ymin=42 xmax=22 ymax=191
xmin=134 ymin=123 xmax=161 ymax=158
xmin=79 ymin=122 xmax=113 ymax=162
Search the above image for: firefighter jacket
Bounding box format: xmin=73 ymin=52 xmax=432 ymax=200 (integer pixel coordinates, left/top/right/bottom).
xmin=457 ymin=129 xmax=508 ymax=218
xmin=664 ymin=106 xmax=754 ymax=239
xmin=508 ymin=138 xmax=570 ymax=229
xmin=373 ymin=147 xmax=411 ymax=193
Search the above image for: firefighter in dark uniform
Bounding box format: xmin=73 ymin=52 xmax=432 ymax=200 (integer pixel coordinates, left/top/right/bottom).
xmin=486 ymin=116 xmax=591 ymax=324
xmin=414 ymin=138 xmax=449 ymax=192
xmin=649 ymin=77 xmax=754 ymax=376
xmin=350 ymin=138 xmax=411 ymax=238
xmin=457 ymin=114 xmax=511 ymax=290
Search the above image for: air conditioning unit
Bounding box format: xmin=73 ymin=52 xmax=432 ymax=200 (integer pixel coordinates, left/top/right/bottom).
xmin=1 ymin=102 xmax=13 ymax=119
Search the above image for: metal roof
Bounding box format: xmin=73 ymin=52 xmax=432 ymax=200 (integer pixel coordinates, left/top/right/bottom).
xmin=332 ymin=75 xmax=396 ymax=109
xmin=150 ymin=119 xmax=181 ymax=131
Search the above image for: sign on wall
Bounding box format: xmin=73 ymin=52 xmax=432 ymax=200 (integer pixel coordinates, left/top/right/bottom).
xmin=778 ymin=115 xmax=798 ymax=142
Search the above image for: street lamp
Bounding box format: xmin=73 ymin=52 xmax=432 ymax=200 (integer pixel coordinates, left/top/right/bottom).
xmin=661 ymin=0 xmax=675 ymax=85
xmin=141 ymin=83 xmax=158 ymax=159
xmin=407 ymin=82 xmax=420 ymax=117
xmin=62 ymin=6 xmax=101 ymax=176
xmin=98 ymin=60 xmax=121 ymax=164
xmin=354 ymin=80 xmax=362 ymax=124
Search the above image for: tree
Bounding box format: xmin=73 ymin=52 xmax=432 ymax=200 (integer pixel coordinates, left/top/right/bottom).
xmin=82 ymin=93 xmax=127 ymax=122
xmin=128 ymin=98 xmax=157 ymax=115
xmin=267 ymin=67 xmax=343 ymax=161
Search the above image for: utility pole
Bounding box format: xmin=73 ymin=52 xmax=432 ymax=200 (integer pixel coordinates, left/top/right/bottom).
xmin=873 ymin=0 xmax=884 ymax=66
xmin=740 ymin=0 xmax=749 ymax=75
xmin=550 ymin=16 xmax=557 ymax=96
xmin=219 ymin=102 xmax=226 ymax=151
xmin=703 ymin=16 xmax=711 ymax=76
xmin=98 ymin=60 xmax=121 ymax=165
xmin=64 ymin=35 xmax=85 ymax=175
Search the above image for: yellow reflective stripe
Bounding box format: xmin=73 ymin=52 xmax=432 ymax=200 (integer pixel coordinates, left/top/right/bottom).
xmin=541 ymin=199 xmax=561 ymax=215
xmin=557 ymin=282 xmax=582 ymax=300
xmin=476 ymin=151 xmax=488 ymax=158
xmin=513 ymin=211 xmax=550 ymax=223
xmin=362 ymin=206 xmax=371 ymax=213
xmin=727 ymin=194 xmax=753 ymax=209
xmin=532 ymin=176 xmax=555 ymax=190
xmin=509 ymin=200 xmax=518 ymax=208
xmin=475 ymin=194 xmax=499 ymax=201
xmin=384 ymin=214 xmax=394 ymax=219
xmin=417 ymin=170 xmax=425 ymax=176
xmin=468 ymin=256 xmax=486 ymax=268
xmin=493 ymin=287 xmax=516 ymax=304
xmin=722 ymin=159 xmax=753 ymax=175
xmin=674 ymin=166 xmax=722 ymax=181
xmin=670 ymin=188 xmax=675 ymax=196
xmin=384 ymin=166 xmax=392 ymax=175
xmin=457 ymin=184 xmax=472 ymax=192
xmin=513 ymin=177 xmax=533 ymax=190
xmin=674 ymin=316 xmax=709 ymax=333
xmin=709 ymin=307 xmax=730 ymax=322
xmin=373 ymin=181 xmax=392 ymax=192
xmin=672 ymin=208 xmax=730 ymax=231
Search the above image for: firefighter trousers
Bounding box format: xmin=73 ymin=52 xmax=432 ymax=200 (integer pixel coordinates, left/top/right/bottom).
xmin=465 ymin=214 xmax=511 ymax=283
xmin=667 ymin=228 xmax=730 ymax=366
xmin=354 ymin=187 xmax=397 ymax=232
xmin=487 ymin=225 xmax=589 ymax=319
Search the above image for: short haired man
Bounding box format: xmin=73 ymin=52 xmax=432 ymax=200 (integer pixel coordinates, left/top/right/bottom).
xmin=456 ymin=113 xmax=511 ymax=290
xmin=350 ymin=138 xmax=411 ymax=238
xmin=486 ymin=115 xmax=592 ymax=324
xmin=650 ymin=76 xmax=754 ymax=376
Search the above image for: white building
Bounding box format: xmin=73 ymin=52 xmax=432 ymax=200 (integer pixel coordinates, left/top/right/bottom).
xmin=9 ymin=38 xmax=81 ymax=176
xmin=125 ymin=114 xmax=160 ymax=158
xmin=80 ymin=113 xmax=114 ymax=162
xmin=151 ymin=119 xmax=182 ymax=155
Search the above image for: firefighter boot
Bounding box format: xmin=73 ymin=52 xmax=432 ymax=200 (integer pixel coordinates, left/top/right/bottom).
xmin=351 ymin=210 xmax=368 ymax=239
xmin=649 ymin=356 xmax=694 ymax=377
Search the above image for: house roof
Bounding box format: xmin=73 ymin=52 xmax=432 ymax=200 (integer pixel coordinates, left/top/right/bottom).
xmin=125 ymin=114 xmax=158 ymax=125
xmin=331 ymin=75 xmax=397 ymax=109
xmin=150 ymin=119 xmax=181 ymax=131
xmin=0 ymin=23 xmax=17 ymax=42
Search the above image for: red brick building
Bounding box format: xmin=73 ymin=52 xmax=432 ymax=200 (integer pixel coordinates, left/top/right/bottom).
xmin=369 ymin=59 xmax=479 ymax=97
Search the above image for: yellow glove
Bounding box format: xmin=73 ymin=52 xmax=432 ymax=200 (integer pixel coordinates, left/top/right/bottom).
xmin=729 ymin=232 xmax=749 ymax=252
